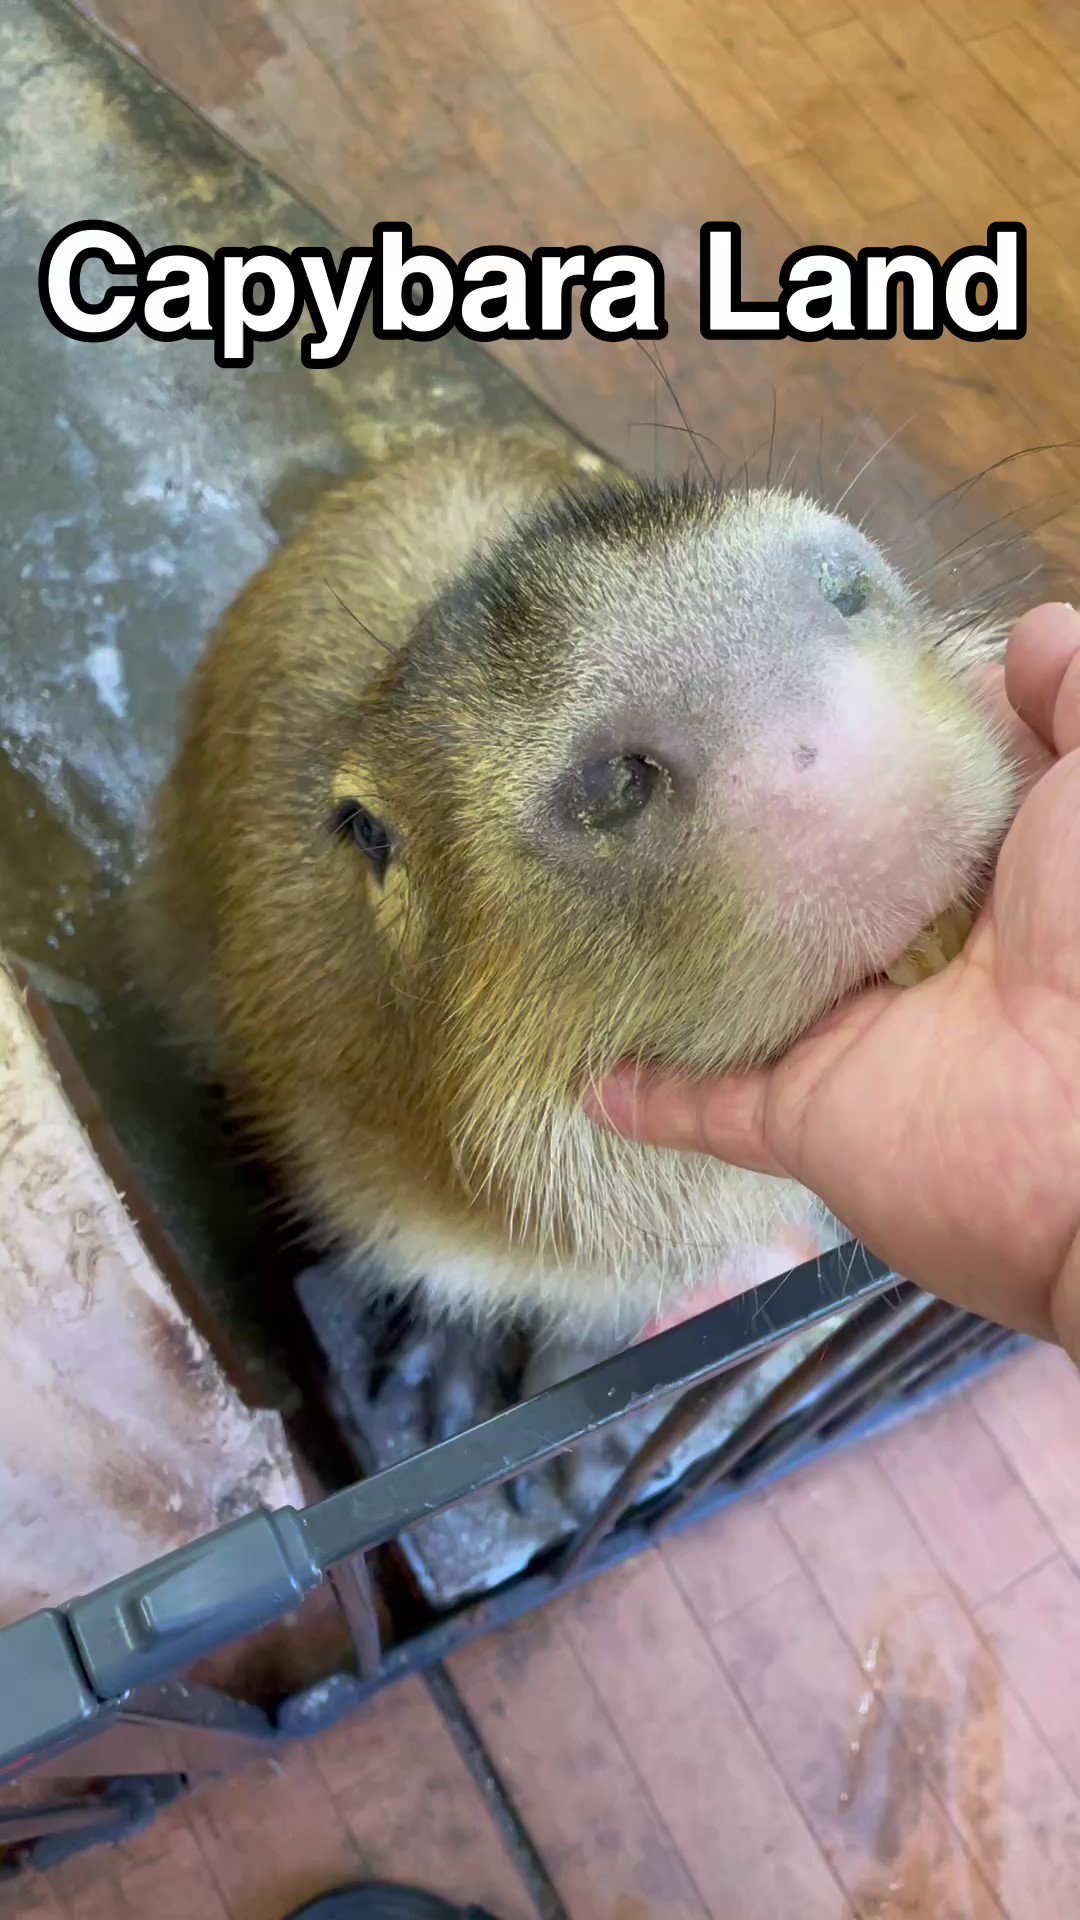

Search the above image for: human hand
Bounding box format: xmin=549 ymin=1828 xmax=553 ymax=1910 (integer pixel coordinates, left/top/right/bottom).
xmin=585 ymin=604 xmax=1080 ymax=1357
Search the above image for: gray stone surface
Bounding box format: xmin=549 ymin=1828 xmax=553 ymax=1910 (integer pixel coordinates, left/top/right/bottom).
xmin=0 ymin=0 xmax=587 ymax=1401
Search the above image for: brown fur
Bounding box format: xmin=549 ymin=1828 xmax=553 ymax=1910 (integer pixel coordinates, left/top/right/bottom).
xmin=137 ymin=430 xmax=1017 ymax=1342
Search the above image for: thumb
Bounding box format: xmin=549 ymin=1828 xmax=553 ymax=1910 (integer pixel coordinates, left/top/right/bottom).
xmin=1055 ymin=648 xmax=1080 ymax=757
xmin=584 ymin=983 xmax=898 ymax=1179
xmin=1007 ymin=603 xmax=1080 ymax=756
xmin=584 ymin=1064 xmax=786 ymax=1175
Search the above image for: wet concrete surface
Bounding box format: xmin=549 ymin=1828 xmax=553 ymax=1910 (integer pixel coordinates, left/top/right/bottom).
xmin=0 ymin=0 xmax=592 ymax=1403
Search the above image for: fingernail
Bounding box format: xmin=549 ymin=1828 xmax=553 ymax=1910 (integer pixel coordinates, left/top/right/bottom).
xmin=583 ymin=1072 xmax=634 ymax=1132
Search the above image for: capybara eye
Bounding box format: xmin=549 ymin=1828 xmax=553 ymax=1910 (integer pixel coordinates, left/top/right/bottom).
xmin=819 ymin=559 xmax=872 ymax=619
xmin=567 ymin=753 xmax=665 ymax=832
xmin=330 ymin=799 xmax=393 ymax=883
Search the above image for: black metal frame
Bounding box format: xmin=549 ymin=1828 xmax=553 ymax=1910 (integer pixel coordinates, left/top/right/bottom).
xmin=0 ymin=1239 xmax=1023 ymax=1879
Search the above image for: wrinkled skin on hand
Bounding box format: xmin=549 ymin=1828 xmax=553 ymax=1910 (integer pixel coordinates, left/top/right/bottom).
xmin=587 ymin=603 xmax=1080 ymax=1363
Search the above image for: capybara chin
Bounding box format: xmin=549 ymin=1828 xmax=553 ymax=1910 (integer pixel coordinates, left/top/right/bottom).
xmin=138 ymin=430 xmax=1017 ymax=1378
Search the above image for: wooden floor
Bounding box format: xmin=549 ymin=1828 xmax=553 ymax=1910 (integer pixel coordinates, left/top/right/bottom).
xmin=28 ymin=1 xmax=1080 ymax=1915
xmin=76 ymin=0 xmax=1080 ymax=599
xmin=15 ymin=1340 xmax=1080 ymax=1919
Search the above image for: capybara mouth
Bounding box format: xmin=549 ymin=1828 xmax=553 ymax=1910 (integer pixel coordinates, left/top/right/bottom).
xmin=883 ymin=900 xmax=976 ymax=989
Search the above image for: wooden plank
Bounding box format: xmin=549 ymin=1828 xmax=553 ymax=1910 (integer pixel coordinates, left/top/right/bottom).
xmin=925 ymin=0 xmax=1020 ymax=40
xmin=311 ymin=1678 xmax=542 ymax=1920
xmin=873 ymin=1393 xmax=1056 ymax=1607
xmin=770 ymin=0 xmax=853 ymax=32
xmin=0 ymin=1868 xmax=70 ymax=1917
xmin=969 ymin=24 xmax=1080 ymax=171
xmin=118 ymin=1811 xmax=234 ymax=1920
xmin=558 ymin=1555 xmax=849 ymax=1918
xmin=844 ymin=0 xmax=1077 ymax=203
xmin=186 ymin=1747 xmax=365 ymax=1920
xmin=980 ymin=1556 xmax=1080 ymax=1799
xmin=771 ymin=1443 xmax=1080 ymax=1920
xmin=769 ymin=1449 xmax=949 ymax=1636
xmin=452 ymin=1608 xmax=710 ymax=1920
xmin=661 ymin=1490 xmax=801 ymax=1633
xmin=614 ymin=0 xmax=804 ymax=169
xmin=970 ymin=1346 xmax=1080 ymax=1563
xmin=512 ymin=63 xmax=635 ymax=169
xmin=715 ymin=1570 xmax=1004 ymax=1917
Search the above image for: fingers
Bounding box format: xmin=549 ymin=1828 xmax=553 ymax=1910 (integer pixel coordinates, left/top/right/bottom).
xmin=978 ymin=663 xmax=1057 ymax=789
xmin=1053 ymin=649 xmax=1080 ymax=757
xmin=583 ymin=1066 xmax=786 ymax=1176
xmin=1006 ymin=603 xmax=1080 ymax=754
xmin=585 ymin=979 xmax=899 ymax=1174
